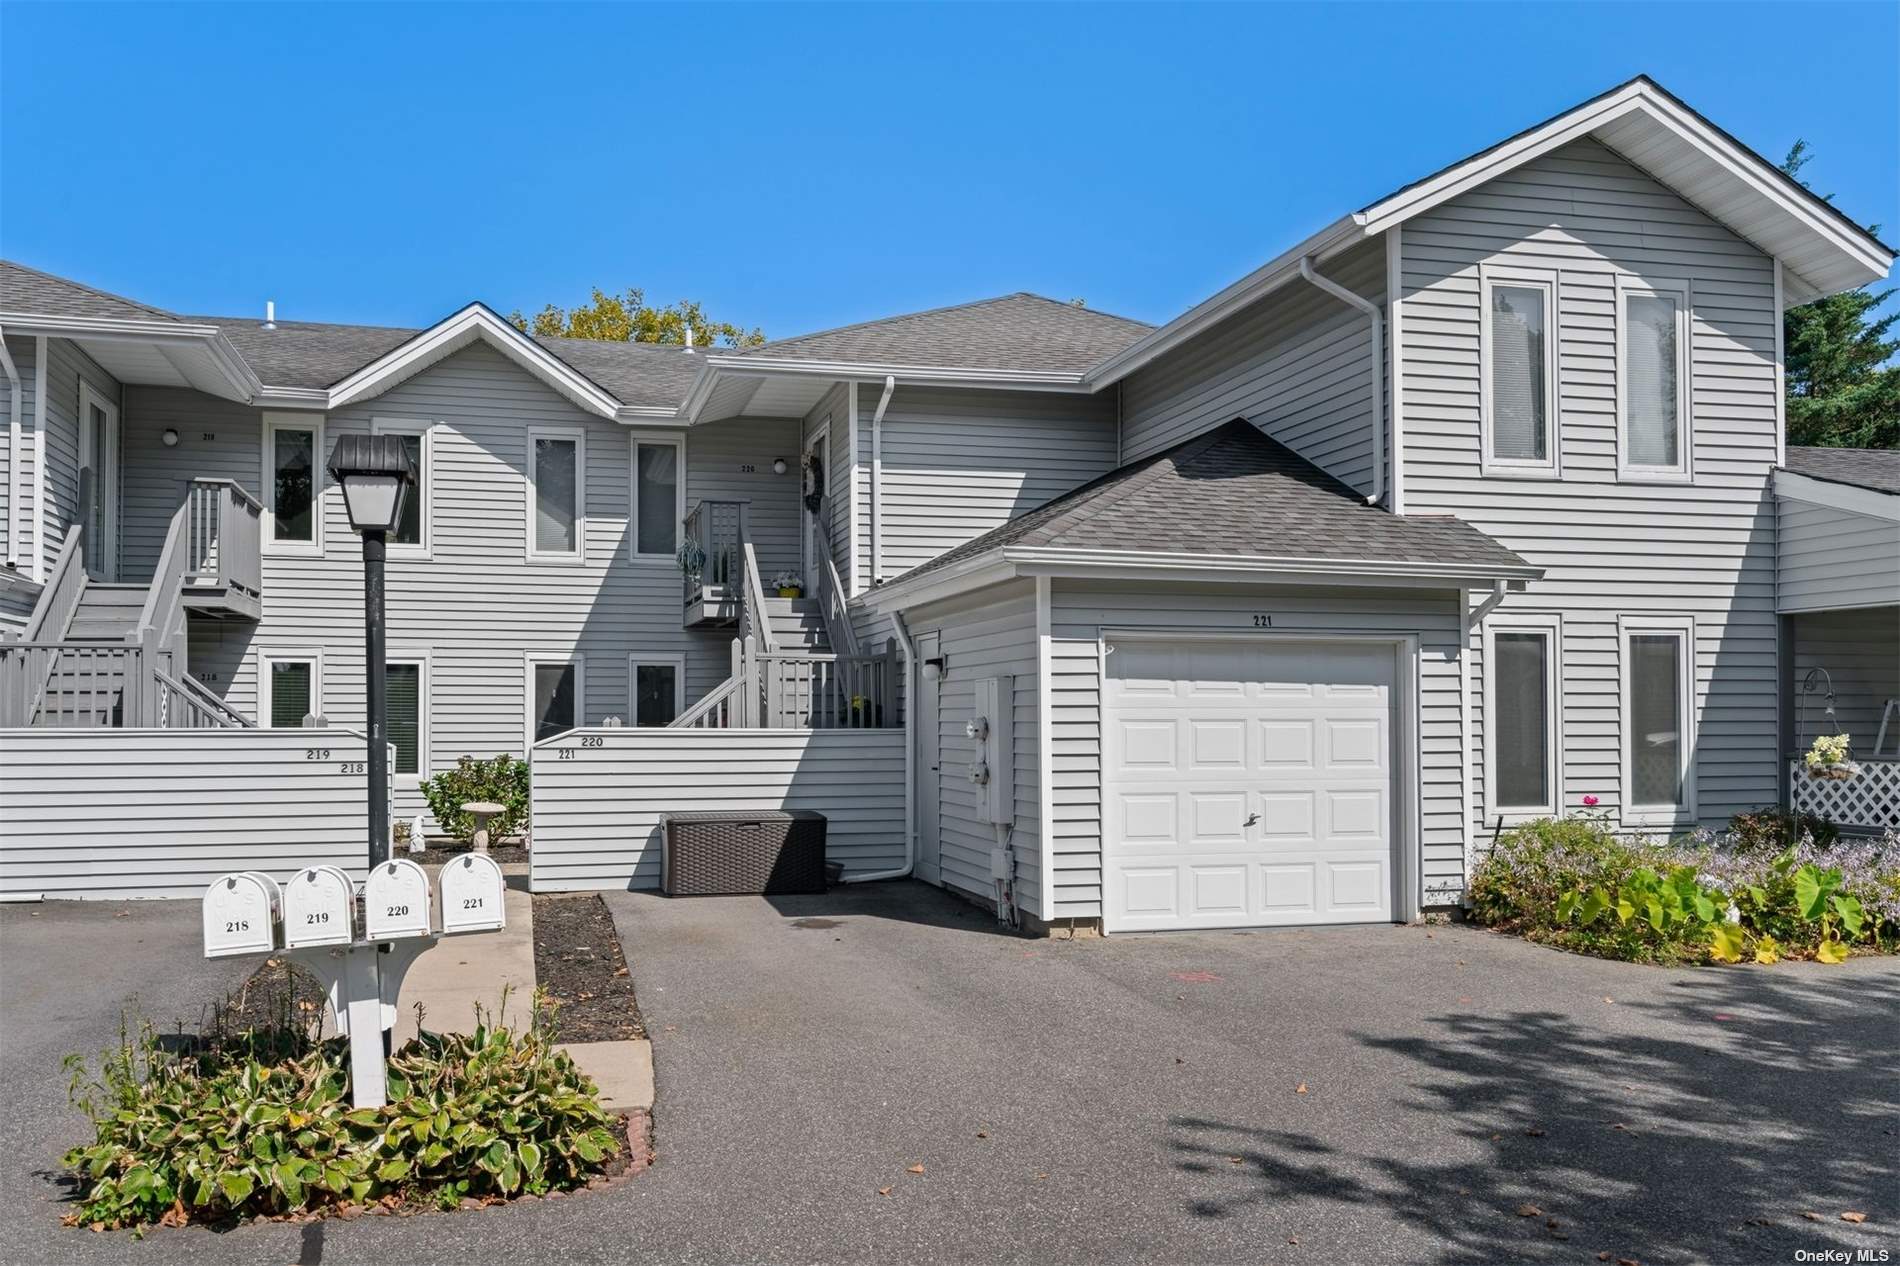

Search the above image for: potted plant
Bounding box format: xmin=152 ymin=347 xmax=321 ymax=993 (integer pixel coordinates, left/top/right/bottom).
xmin=676 ymin=538 xmax=706 ymax=580
xmin=771 ymin=569 xmax=804 ymax=598
xmin=1804 ymin=733 xmax=1860 ymax=781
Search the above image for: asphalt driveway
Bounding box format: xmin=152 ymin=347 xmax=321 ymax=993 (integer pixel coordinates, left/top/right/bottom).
xmin=2 ymin=883 xmax=1894 ymax=1265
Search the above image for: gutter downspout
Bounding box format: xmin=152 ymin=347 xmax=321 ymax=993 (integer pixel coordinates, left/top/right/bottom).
xmin=1460 ymin=580 xmax=1507 ymax=906
xmin=844 ymin=608 xmax=917 ymax=883
xmin=1299 ymin=257 xmax=1385 ymax=507
xmin=0 ymin=328 xmax=19 ymax=569
xmin=868 ymin=375 xmax=895 ymax=585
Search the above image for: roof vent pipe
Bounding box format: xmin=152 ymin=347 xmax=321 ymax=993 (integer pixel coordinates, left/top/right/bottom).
xmin=262 ymin=301 xmax=276 ymax=331
xmin=683 ymin=325 xmax=694 ymax=354
xmin=1297 ymin=257 xmax=1384 ymax=507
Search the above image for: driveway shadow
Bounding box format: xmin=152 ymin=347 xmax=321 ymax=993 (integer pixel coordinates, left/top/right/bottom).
xmin=1169 ymin=965 xmax=1898 ymax=1263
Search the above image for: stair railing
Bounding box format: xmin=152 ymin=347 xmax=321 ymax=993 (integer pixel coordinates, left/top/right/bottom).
xmin=22 ymin=524 xmax=86 ymax=642
xmin=184 ymin=478 xmax=262 ymax=599
xmin=739 ymin=542 xmax=777 ymax=654
xmin=819 ymin=555 xmax=861 ymax=657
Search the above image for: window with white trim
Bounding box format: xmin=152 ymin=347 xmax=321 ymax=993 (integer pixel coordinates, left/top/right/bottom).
xmin=259 ymin=651 xmax=321 ymax=729
xmin=372 ymin=418 xmax=433 ymax=553
xmin=527 ymin=655 xmax=584 ymax=747
xmin=631 ymin=436 xmax=683 ymax=560
xmin=1617 ymin=278 xmax=1692 ymax=481
xmin=262 ymin=415 xmax=323 ymax=551
xmin=527 ymin=428 xmax=585 ymax=560
xmin=386 ymin=657 xmax=428 ymax=779
xmin=1621 ymin=616 xmax=1695 ymax=821
xmin=1480 ymin=268 xmax=1558 ymax=476
xmin=628 ymin=654 xmax=684 ymax=727
xmin=1485 ymin=617 xmax=1560 ymax=816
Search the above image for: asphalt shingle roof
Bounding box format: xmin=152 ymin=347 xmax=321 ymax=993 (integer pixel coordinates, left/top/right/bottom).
xmin=1782 ymin=446 xmax=1900 ymax=496
xmin=0 ymin=260 xmax=186 ymax=324
xmin=529 ymin=335 xmax=705 ymax=411
xmin=737 ymin=293 xmax=1152 ymax=375
xmin=899 ymin=418 xmax=1532 ymax=583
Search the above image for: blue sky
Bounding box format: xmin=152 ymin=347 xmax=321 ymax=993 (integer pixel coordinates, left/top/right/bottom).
xmin=3 ymin=2 xmax=1894 ymax=339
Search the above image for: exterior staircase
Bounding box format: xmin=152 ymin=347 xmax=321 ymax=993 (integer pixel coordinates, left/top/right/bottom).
xmin=762 ymin=597 xmax=832 ymax=654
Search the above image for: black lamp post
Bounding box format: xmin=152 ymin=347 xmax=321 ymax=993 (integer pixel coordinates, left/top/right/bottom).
xmin=327 ymin=435 xmax=416 ymax=870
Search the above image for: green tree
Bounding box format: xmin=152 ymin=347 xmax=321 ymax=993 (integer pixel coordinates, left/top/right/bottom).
xmin=509 ymin=287 xmax=764 ymax=348
xmin=1780 ymin=141 xmax=1898 ymax=448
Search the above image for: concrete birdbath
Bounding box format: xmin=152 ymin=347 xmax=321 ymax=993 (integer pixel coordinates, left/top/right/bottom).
xmin=461 ymin=801 xmax=508 ymax=853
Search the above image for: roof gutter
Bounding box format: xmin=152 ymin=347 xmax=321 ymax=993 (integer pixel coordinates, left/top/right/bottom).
xmin=0 ymin=326 xmax=19 ymax=569
xmin=1298 ymin=257 xmax=1385 ymax=507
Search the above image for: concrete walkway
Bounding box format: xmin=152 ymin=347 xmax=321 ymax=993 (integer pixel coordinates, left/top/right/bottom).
xmin=391 ymin=884 xmax=536 ymax=1043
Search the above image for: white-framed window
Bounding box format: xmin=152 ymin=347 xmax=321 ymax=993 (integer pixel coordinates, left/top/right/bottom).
xmin=629 ymin=433 xmax=684 ymax=563
xmin=385 ymin=653 xmax=430 ymax=783
xmin=258 ymin=650 xmax=323 ymax=729
xmin=1479 ymin=266 xmax=1560 ymax=478
xmin=1482 ymin=614 xmax=1562 ymax=818
xmin=526 ymin=426 xmax=586 ymax=561
xmin=262 ymin=414 xmax=324 ymax=553
xmin=525 ymin=654 xmax=585 ymax=749
xmin=628 ymin=653 xmax=685 ymax=727
xmin=1619 ymin=615 xmax=1696 ymax=824
xmin=371 ymin=417 xmax=434 ymax=556
xmin=1616 ymin=276 xmax=1693 ymax=483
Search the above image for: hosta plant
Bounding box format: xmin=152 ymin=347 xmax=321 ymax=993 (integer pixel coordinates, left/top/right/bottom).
xmin=61 ymin=996 xmax=619 ymax=1230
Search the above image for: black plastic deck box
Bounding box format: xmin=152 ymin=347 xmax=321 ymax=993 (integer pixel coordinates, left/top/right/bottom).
xmin=660 ymin=810 xmax=829 ymax=896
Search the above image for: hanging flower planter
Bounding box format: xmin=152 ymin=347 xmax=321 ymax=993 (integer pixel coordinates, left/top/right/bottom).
xmin=1803 ymin=734 xmax=1860 ymax=781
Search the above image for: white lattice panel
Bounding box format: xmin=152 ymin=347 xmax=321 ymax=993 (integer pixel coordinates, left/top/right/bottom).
xmin=1792 ymin=759 xmax=1900 ymax=830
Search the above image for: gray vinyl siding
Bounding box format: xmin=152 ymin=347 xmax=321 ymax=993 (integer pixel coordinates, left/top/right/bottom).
xmin=1776 ymin=499 xmax=1900 ymax=613
xmin=1120 ymin=238 xmax=1387 ymax=494
xmin=1046 ymin=579 xmax=1465 ymax=917
xmin=866 ymin=386 xmax=1119 ymax=583
xmin=119 ymin=343 xmax=803 ymax=818
xmin=905 ymin=583 xmax=1042 ymax=913
xmin=528 ymin=727 xmax=907 ymax=891
xmin=0 ymin=576 xmax=38 ymax=636
xmin=1398 ymin=136 xmax=1783 ymax=838
xmin=1789 ymin=606 xmax=1899 ymax=756
xmin=0 ymin=728 xmax=370 ymax=900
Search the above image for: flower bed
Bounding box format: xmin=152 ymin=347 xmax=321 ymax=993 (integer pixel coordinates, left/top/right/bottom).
xmin=1468 ymin=810 xmax=1900 ymax=965
xmin=60 ymin=996 xmax=623 ymax=1231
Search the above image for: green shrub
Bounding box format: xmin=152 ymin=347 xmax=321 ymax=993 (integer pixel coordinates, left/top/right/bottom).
xmin=1725 ymin=806 xmax=1838 ymax=853
xmin=1468 ymin=815 xmax=1897 ymax=965
xmin=420 ymin=754 xmax=530 ymax=843
xmin=61 ymin=999 xmax=618 ymax=1230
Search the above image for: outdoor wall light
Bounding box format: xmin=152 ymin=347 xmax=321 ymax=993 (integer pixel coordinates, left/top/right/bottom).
xmin=161 ymin=428 xmax=179 ymax=447
xmin=772 ymin=457 xmax=788 ymax=475
xmin=329 ymin=434 xmax=414 ymax=534
xmin=923 ymin=656 xmax=946 ymax=682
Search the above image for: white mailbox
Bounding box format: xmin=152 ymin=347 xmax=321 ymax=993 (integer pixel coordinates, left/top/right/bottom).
xmin=284 ymin=865 xmax=356 ymax=948
xmin=439 ymin=853 xmax=507 ymax=934
xmin=202 ymin=871 xmax=281 ymax=958
xmin=364 ymin=858 xmax=433 ymax=940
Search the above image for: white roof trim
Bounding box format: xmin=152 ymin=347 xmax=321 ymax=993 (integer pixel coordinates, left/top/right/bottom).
xmin=1086 ymin=78 xmax=1893 ymax=391
xmin=327 ymin=303 xmax=624 ymax=419
xmin=865 ymin=543 xmax=1540 ymax=613
xmin=681 ymin=355 xmax=1094 ymax=425
xmin=1775 ymin=469 xmax=1900 ymax=523
xmin=0 ymin=311 xmax=262 ymax=402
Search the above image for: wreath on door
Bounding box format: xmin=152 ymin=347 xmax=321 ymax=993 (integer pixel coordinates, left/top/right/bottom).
xmin=802 ymin=452 xmax=825 ymax=513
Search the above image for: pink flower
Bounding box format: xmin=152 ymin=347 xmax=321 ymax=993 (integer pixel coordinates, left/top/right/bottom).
xmin=1582 ymin=795 xmax=1599 ymax=807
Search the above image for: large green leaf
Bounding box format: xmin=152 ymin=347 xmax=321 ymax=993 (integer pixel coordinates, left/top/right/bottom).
xmin=216 ymin=1170 xmax=254 ymax=1205
xmin=1830 ymin=893 xmax=1866 ymax=938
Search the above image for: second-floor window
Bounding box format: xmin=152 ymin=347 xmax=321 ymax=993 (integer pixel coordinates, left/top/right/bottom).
xmin=263 ymin=415 xmax=322 ymax=551
xmin=632 ymin=437 xmax=682 ymax=559
xmin=528 ymin=427 xmax=585 ymax=560
xmin=1618 ymin=278 xmax=1692 ymax=481
xmin=1480 ymin=269 xmax=1558 ymax=476
xmin=372 ymin=419 xmax=431 ymax=553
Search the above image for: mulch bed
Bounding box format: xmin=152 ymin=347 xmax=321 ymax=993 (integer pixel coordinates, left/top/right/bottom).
xmin=532 ymin=893 xmax=645 ymax=1042
xmin=209 ymin=955 xmax=330 ymax=1041
xmin=411 ymin=842 xmax=532 ymax=866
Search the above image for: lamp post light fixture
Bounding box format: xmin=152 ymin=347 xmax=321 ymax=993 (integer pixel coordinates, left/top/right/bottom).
xmin=327 ymin=434 xmax=416 ymax=871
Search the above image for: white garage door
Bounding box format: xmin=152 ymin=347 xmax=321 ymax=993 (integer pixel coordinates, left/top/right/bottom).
xmin=1105 ymin=638 xmax=1398 ymax=932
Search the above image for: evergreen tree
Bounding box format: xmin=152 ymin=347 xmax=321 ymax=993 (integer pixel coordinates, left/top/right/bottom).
xmin=1780 ymin=141 xmax=1898 ymax=448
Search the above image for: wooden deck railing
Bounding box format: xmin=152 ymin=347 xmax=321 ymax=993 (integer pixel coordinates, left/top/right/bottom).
xmin=668 ymin=633 xmax=900 ymax=731
xmin=183 ymin=479 xmax=262 ymax=599
xmin=680 ymin=499 xmax=748 ymax=608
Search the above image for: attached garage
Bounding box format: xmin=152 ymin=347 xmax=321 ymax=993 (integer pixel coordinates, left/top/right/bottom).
xmin=865 ymin=420 xmax=1541 ymax=933
xmin=1104 ymin=636 xmax=1410 ymax=932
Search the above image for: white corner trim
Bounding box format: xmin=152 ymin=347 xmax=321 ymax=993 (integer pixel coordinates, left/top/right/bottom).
xmin=1386 ymin=227 xmax=1406 ymax=515
xmin=329 ymin=304 xmax=623 ymax=420
xmin=33 ymin=335 xmax=47 ymax=582
xmin=1773 ymin=470 xmax=1900 ymax=523
xmin=847 ymin=380 xmax=861 ymax=595
xmin=1034 ymin=574 xmax=1055 ymax=923
xmin=1773 ymin=258 xmax=1787 ymax=470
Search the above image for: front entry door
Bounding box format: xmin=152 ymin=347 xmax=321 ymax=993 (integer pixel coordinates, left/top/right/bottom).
xmin=916 ymin=631 xmax=942 ymax=885
xmin=77 ymin=384 xmax=120 ymax=581
xmin=802 ymin=422 xmax=829 ymax=594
